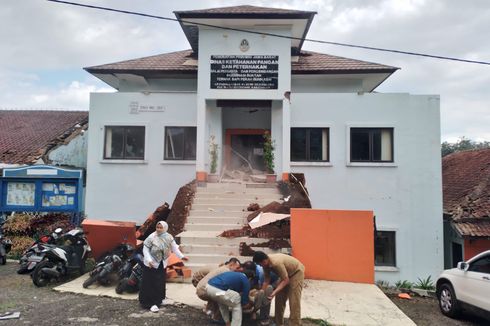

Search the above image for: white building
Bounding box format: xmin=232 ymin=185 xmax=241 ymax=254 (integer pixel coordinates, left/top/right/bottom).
xmin=84 ymin=5 xmax=443 ymax=283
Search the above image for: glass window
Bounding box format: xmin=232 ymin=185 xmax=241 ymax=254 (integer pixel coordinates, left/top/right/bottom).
xmin=104 ymin=126 xmax=145 ymax=160
xmin=351 ymin=128 xmax=393 ymax=162
xmin=164 ymin=127 xmax=197 ymax=160
xmin=468 ymin=256 xmax=490 ymax=274
xmin=375 ymin=231 xmax=396 ymax=267
xmin=291 ymin=128 xmax=329 ymax=162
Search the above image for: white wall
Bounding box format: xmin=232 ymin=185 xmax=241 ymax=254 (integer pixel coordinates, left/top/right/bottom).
xmin=85 ymin=92 xmax=197 ymax=222
xmin=48 ymin=133 xmax=88 ymax=168
xmin=289 ymin=92 xmax=443 ymax=283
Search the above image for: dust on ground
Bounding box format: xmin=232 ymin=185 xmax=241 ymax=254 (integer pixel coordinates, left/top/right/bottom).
xmin=387 ymin=293 xmax=489 ymax=326
xmin=0 ymin=262 xmax=320 ymax=326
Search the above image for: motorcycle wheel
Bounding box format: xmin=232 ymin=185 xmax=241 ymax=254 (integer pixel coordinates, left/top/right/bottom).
xmin=32 ymin=261 xmax=55 ymax=287
xmin=82 ymin=275 xmax=98 ymax=288
xmin=17 ymin=264 xmax=30 ymax=274
xmin=115 ymin=279 xmax=127 ymax=294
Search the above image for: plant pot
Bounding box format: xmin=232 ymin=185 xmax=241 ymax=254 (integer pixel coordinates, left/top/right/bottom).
xmin=266 ymin=174 xmax=277 ymax=183
xmin=207 ymin=174 xmax=219 ymax=183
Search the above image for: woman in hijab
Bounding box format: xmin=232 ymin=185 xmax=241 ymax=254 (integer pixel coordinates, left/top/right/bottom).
xmin=139 ymin=221 xmax=188 ymax=312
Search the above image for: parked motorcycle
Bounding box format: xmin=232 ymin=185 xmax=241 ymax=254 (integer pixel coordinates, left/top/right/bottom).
xmin=31 ymin=229 xmax=91 ymax=287
xmin=82 ymin=243 xmax=134 ymax=288
xmin=115 ymin=261 xmax=143 ymax=294
xmin=17 ymin=228 xmax=63 ymax=274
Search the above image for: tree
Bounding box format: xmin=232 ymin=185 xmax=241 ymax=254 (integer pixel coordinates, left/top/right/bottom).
xmin=442 ymin=137 xmax=490 ymax=157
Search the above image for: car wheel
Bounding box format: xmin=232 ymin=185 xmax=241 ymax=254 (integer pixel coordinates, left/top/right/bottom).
xmin=438 ymin=283 xmax=460 ymax=318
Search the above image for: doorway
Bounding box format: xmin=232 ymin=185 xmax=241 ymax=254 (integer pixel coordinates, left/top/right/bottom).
xmin=225 ymin=129 xmax=267 ymax=172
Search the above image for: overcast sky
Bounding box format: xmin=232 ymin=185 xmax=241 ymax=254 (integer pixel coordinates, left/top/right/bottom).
xmin=1 ymin=0 xmax=489 ymax=142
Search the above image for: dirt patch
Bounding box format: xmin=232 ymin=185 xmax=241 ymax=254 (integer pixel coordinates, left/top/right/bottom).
xmin=386 ymin=292 xmax=489 ymax=325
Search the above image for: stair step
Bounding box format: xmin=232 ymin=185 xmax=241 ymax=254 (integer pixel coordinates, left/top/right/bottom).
xmin=189 ymin=209 xmax=249 ymax=217
xmin=193 ymin=198 xmax=280 ymax=205
xmin=180 ymin=243 xmax=285 ymax=256
xmin=191 ymin=203 xmax=248 ymax=211
xmin=195 ymin=192 xmax=281 ymax=199
xmin=185 ymin=253 xmax=252 ymax=265
xmin=177 ymin=231 xmax=270 ymax=245
xmin=187 ymin=216 xmax=246 ymax=224
xmin=185 ymin=223 xmax=242 ymax=232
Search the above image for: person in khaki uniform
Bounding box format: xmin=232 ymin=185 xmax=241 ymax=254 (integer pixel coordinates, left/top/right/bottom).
xmin=253 ymin=251 xmax=305 ymax=326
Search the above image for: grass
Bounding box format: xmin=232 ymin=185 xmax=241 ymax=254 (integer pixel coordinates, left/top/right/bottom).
xmin=0 ymin=301 xmax=17 ymax=312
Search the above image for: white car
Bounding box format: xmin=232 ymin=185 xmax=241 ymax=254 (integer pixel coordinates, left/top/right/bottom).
xmin=436 ymin=250 xmax=490 ymax=318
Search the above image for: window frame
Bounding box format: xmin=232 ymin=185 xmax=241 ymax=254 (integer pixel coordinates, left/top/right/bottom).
xmin=375 ymin=230 xmax=397 ymax=267
xmin=350 ymin=127 xmax=394 ymax=163
xmin=290 ymin=127 xmax=330 ymax=162
xmin=163 ymin=126 xmax=197 ymax=161
xmin=103 ymin=125 xmax=146 ymax=160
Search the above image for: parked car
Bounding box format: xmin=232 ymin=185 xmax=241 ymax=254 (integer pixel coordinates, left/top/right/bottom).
xmin=436 ymin=250 xmax=490 ymax=319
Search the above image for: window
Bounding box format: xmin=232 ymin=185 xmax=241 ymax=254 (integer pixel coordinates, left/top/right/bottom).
xmin=164 ymin=127 xmax=197 ymax=160
xmin=291 ymin=128 xmax=329 ymax=161
xmin=351 ymin=128 xmax=393 ymax=162
xmin=104 ymin=126 xmax=145 ymax=160
xmin=468 ymin=256 xmax=490 ymax=274
xmin=375 ymin=231 xmax=396 ymax=267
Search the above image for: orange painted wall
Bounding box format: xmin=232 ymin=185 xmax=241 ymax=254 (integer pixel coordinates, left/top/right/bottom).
xmin=290 ymin=208 xmax=374 ymax=284
xmin=82 ymin=219 xmax=136 ymax=260
xmin=464 ymin=238 xmax=490 ymax=260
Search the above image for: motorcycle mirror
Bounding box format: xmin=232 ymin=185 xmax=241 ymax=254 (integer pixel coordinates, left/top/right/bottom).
xmin=55 ymin=228 xmax=63 ymax=234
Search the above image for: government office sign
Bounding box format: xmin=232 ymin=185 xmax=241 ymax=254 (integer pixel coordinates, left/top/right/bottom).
xmin=210 ymin=55 xmax=279 ymax=89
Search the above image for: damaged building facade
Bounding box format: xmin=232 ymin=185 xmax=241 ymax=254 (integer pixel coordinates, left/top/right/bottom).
xmin=84 ymin=6 xmax=443 ymax=283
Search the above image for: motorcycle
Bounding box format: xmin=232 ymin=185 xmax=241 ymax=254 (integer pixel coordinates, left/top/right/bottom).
xmin=115 ymin=260 xmax=143 ymax=294
xmin=31 ymin=229 xmax=91 ymax=287
xmin=82 ymin=243 xmax=135 ymax=288
xmin=17 ymin=228 xmax=63 ymax=274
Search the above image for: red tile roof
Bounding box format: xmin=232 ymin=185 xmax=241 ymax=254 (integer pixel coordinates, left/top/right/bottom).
xmin=174 ymin=5 xmax=316 ymax=16
xmin=85 ymin=49 xmax=397 ymax=75
xmin=443 ymin=148 xmax=490 ymax=237
xmin=0 ymin=110 xmax=88 ymax=165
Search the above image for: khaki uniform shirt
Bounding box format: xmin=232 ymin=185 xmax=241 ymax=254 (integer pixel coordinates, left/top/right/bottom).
xmin=192 ymin=265 xmax=214 ymax=287
xmin=267 ymin=254 xmax=305 ymax=280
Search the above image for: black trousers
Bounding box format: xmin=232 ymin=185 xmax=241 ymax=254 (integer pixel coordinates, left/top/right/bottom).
xmin=138 ymin=263 xmax=166 ymax=309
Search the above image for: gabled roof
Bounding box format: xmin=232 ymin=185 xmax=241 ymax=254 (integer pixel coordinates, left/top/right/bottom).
xmin=85 ymin=49 xmax=398 ymax=76
xmin=174 ymin=5 xmax=316 ymax=54
xmin=443 ymin=148 xmax=490 ymax=237
xmin=0 ymin=110 xmax=88 ymax=165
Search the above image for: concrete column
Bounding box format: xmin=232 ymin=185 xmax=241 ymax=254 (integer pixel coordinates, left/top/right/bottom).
xmin=282 ymin=97 xmax=291 ymax=180
xmin=196 ymin=96 xmax=207 ymax=181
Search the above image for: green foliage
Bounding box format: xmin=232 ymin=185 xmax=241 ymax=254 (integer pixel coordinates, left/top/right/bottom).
xmin=415 ymin=275 xmax=435 ymax=290
xmin=376 ymin=280 xmax=391 ymax=289
xmin=442 ymin=136 xmax=490 ymax=157
xmin=208 ymin=135 xmax=218 ymax=174
xmin=263 ymin=131 xmax=275 ymax=173
xmin=395 ymin=280 xmax=413 ymax=289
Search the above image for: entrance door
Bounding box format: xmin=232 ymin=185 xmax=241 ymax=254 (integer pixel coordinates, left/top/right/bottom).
xmin=225 ymin=129 xmax=266 ymax=171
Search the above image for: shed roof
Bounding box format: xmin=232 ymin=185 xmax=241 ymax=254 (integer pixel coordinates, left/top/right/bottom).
xmin=0 ymin=110 xmax=88 ymax=165
xmin=443 ymin=148 xmax=490 ymax=237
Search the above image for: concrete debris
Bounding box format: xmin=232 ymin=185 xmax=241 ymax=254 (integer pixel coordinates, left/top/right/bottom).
xmin=249 ymin=212 xmax=290 ymax=229
xmin=0 ymin=312 xmax=20 ymax=320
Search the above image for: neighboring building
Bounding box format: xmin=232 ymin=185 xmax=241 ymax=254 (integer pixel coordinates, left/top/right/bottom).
xmin=442 ymin=149 xmax=490 ymax=268
xmin=0 ymin=110 xmax=88 ymax=168
xmin=84 ymin=5 xmax=442 ymax=282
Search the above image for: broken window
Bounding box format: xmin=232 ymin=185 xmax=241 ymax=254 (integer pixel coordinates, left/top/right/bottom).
xmin=164 ymin=127 xmax=197 ymax=160
xmin=291 ymin=128 xmax=329 ymax=161
xmin=104 ymin=126 xmax=145 ymax=160
xmin=375 ymin=231 xmax=396 ymax=267
xmin=351 ymin=128 xmax=393 ymax=162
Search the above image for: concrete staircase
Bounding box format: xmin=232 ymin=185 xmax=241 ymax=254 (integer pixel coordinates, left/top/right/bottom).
xmin=177 ymin=182 xmax=283 ymax=273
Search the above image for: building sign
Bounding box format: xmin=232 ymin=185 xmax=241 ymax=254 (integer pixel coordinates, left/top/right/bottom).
xmin=210 ymin=55 xmax=279 ymax=89
xmin=129 ymin=101 xmax=166 ymax=114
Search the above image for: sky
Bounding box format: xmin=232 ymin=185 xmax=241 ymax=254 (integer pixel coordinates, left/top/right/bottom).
xmin=1 ymin=0 xmax=489 ymax=142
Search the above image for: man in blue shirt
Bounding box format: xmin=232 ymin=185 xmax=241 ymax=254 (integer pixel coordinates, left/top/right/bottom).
xmin=206 ymin=270 xmax=255 ymax=326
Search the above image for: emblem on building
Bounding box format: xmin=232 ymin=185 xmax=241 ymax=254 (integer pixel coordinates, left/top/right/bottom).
xmin=239 ymin=39 xmax=250 ymax=52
